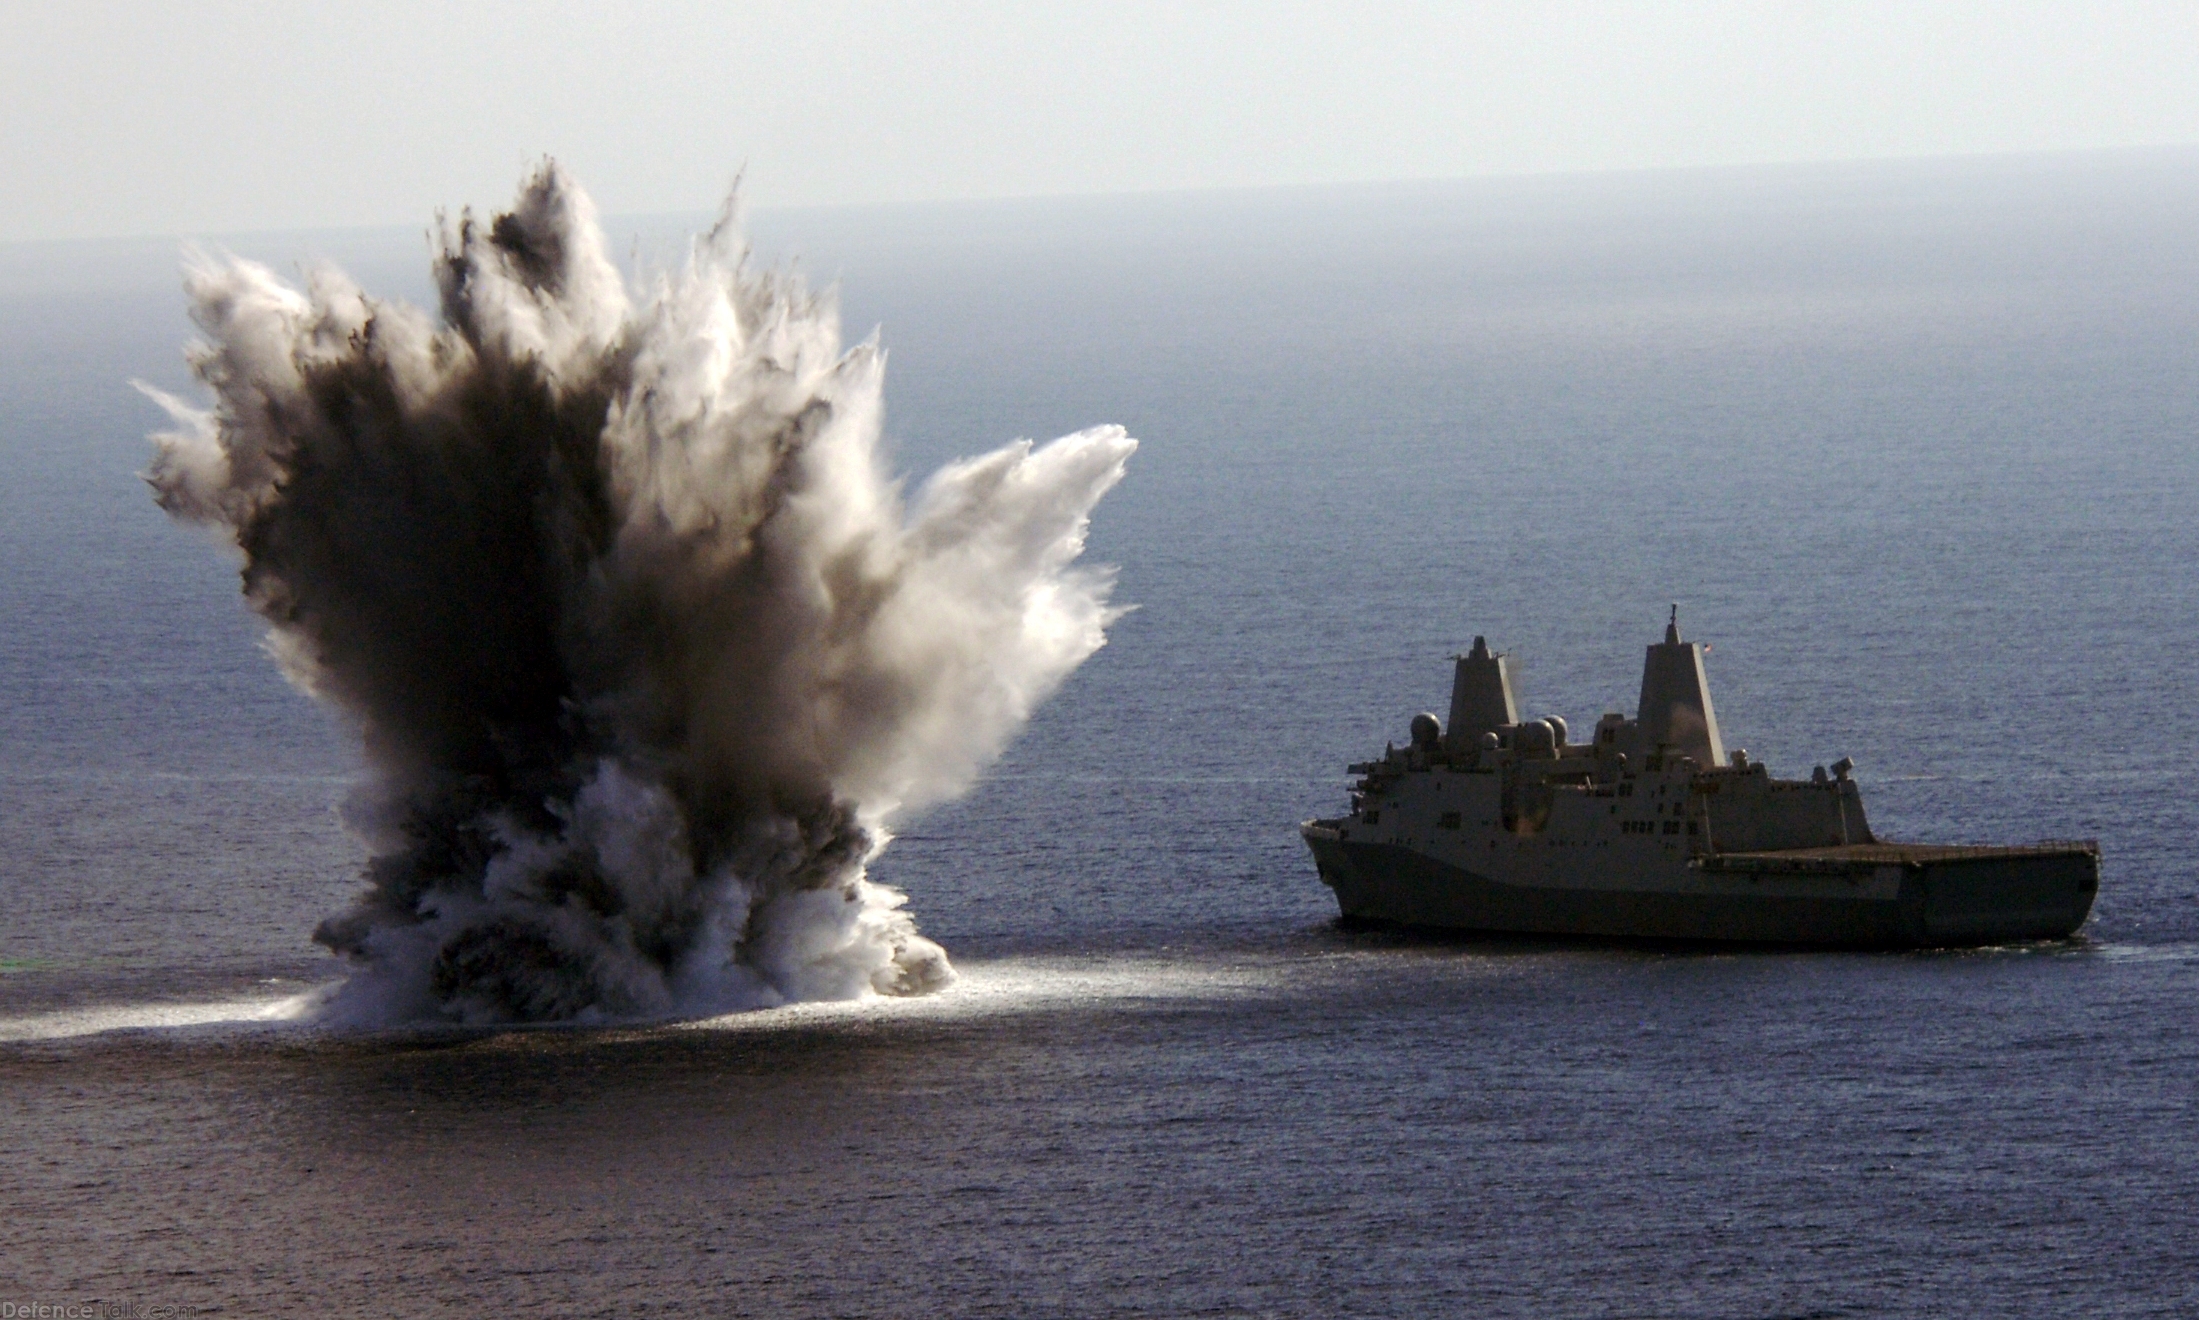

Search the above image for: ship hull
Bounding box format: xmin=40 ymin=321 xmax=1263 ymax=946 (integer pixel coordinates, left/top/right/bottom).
xmin=1303 ymin=829 xmax=2098 ymax=948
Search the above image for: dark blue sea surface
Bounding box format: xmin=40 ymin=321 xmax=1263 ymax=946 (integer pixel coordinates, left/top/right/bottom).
xmin=3 ymin=149 xmax=2195 ymax=1316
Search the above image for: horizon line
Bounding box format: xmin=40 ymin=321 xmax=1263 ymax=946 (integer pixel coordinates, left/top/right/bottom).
xmin=6 ymin=139 xmax=2197 ymax=253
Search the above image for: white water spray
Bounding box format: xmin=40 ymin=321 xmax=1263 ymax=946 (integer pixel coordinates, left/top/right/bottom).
xmin=143 ymin=164 xmax=1134 ymax=1024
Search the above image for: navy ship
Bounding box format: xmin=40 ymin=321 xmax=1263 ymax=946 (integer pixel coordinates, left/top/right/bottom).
xmin=1301 ymin=612 xmax=2098 ymax=946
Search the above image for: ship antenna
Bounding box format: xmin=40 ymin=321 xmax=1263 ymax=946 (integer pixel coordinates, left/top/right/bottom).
xmin=1666 ymin=603 xmax=1681 ymax=645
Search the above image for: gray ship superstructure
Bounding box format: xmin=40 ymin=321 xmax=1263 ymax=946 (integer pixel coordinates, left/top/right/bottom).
xmin=1301 ymin=614 xmax=2098 ymax=946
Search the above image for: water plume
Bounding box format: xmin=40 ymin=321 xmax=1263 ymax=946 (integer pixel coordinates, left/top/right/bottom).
xmin=141 ymin=163 xmax=1134 ymax=1025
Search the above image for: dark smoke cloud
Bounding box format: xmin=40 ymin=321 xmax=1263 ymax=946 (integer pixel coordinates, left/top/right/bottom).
xmin=142 ymin=164 xmax=1134 ymax=1024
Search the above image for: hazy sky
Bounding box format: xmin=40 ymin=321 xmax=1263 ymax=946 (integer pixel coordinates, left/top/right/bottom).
xmin=4 ymin=0 xmax=2197 ymax=244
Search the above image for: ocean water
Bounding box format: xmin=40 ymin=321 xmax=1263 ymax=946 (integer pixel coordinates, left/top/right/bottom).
xmin=3 ymin=149 xmax=2197 ymax=1316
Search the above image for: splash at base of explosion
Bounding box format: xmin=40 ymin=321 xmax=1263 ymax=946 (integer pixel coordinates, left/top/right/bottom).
xmin=317 ymin=765 xmax=957 ymax=1027
xmin=143 ymin=164 xmax=1133 ymax=1026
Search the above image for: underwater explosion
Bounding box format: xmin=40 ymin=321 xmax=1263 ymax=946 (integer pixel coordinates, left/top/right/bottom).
xmin=142 ymin=164 xmax=1134 ymax=1025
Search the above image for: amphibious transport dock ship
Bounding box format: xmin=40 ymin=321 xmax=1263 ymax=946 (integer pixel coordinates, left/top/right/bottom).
xmin=1301 ymin=614 xmax=2098 ymax=946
